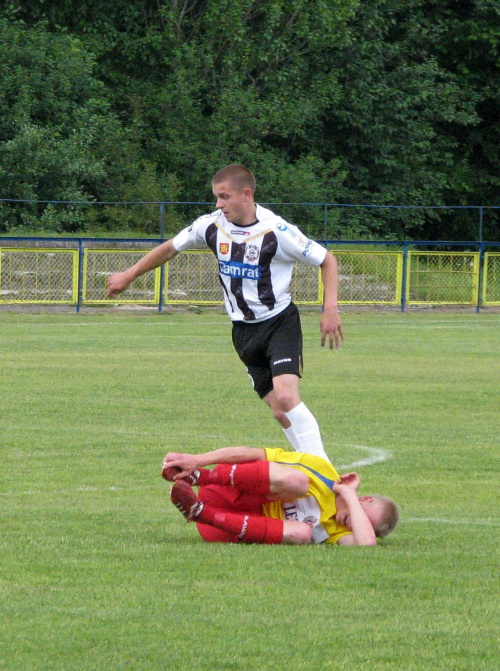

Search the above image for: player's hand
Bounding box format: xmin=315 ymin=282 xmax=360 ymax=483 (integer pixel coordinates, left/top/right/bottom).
xmin=320 ymin=307 xmax=344 ymax=349
xmin=107 ymin=271 xmax=131 ymax=298
xmin=339 ymin=472 xmax=360 ymax=491
xmin=332 ymin=479 xmax=344 ymax=494
xmin=162 ymin=452 xmax=200 ymax=478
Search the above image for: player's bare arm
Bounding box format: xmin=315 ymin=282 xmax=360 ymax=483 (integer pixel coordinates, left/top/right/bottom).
xmin=333 ymin=482 xmax=377 ymax=546
xmin=162 ymin=446 xmax=267 ymax=478
xmin=107 ymin=239 xmax=179 ymax=298
xmin=319 ymin=252 xmax=344 ymax=349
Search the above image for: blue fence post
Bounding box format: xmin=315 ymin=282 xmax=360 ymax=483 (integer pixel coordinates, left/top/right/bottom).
xmin=159 ymin=264 xmax=165 ymax=314
xmin=159 ymin=202 xmax=165 ymax=240
xmin=400 ymin=242 xmax=408 ymax=312
xmin=76 ymin=238 xmax=84 ymax=313
xmin=158 ymin=203 xmax=165 ymax=313
xmin=323 ymin=204 xmax=328 ymax=245
xmin=475 ymin=207 xmax=484 ymax=314
xmin=476 ymin=240 xmax=484 ymax=314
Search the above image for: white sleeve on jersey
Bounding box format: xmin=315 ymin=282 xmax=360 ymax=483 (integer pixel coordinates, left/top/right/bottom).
xmin=171 ymin=213 xmax=216 ymax=252
xmin=273 ymin=219 xmax=327 ymax=267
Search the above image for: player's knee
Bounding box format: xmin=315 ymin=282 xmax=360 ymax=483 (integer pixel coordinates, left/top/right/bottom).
xmin=283 ymin=469 xmax=309 ymax=497
xmin=274 ymin=388 xmax=299 ymax=412
xmin=272 ymin=380 xmax=300 ymax=413
xmin=289 ymin=522 xmax=313 ymax=545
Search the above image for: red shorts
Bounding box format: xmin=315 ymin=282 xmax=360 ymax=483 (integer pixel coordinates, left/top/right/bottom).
xmin=196 ymin=484 xmax=268 ymax=543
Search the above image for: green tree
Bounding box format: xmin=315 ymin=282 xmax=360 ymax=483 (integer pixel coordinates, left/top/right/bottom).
xmin=0 ymin=18 xmax=170 ymax=232
xmin=318 ymin=0 xmax=484 ymax=239
xmin=411 ymin=0 xmax=500 ymax=240
xmin=1 ymin=1 xmax=498 ymax=240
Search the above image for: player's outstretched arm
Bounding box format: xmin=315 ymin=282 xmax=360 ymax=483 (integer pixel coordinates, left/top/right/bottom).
xmin=107 ymin=239 xmax=178 ymax=298
xmin=319 ymin=252 xmax=344 ymax=349
xmin=162 ymin=446 xmax=267 ymax=478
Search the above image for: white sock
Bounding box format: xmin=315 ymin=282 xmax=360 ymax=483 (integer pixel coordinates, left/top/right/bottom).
xmin=284 ymin=402 xmax=331 ymax=463
xmin=282 ymin=426 xmax=301 ymax=451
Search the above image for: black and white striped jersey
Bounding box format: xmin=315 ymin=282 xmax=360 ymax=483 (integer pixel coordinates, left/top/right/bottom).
xmin=172 ymin=204 xmax=327 ymax=322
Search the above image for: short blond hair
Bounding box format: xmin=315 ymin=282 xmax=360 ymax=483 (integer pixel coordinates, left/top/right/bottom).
xmin=212 ymin=164 xmax=256 ymax=194
xmin=372 ymin=495 xmax=399 ymax=538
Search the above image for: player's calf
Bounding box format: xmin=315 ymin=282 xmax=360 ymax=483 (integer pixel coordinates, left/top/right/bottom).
xmin=282 ymin=521 xmax=313 ymax=545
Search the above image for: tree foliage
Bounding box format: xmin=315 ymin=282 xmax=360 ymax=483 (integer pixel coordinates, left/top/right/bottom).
xmin=0 ymin=1 xmax=498 ymax=239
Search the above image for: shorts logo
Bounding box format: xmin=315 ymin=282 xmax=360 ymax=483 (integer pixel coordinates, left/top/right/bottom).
xmin=219 ymin=242 xmax=230 ymax=255
xmin=238 ymin=515 xmax=249 ymax=539
xmin=244 ymin=244 xmax=260 ymax=262
xmin=272 ymin=358 xmax=292 ymax=366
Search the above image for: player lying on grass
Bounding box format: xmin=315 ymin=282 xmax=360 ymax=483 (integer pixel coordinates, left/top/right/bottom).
xmin=162 ymin=446 xmax=398 ymax=546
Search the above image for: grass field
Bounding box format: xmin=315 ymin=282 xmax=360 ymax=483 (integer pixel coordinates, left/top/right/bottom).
xmin=1 ymin=310 xmax=498 ymax=670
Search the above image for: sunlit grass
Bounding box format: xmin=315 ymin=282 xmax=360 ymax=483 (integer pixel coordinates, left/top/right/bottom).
xmin=1 ymin=310 xmax=498 ymax=670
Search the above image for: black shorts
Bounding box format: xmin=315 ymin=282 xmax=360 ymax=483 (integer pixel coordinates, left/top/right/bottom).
xmin=231 ymin=302 xmax=303 ymax=399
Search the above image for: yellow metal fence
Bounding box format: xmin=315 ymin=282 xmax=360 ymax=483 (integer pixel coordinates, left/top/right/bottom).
xmin=0 ymin=248 xmax=78 ymax=303
xmin=1 ymin=245 xmax=499 ymax=309
xmin=335 ymin=251 xmax=403 ymax=305
xmin=406 ymin=251 xmax=480 ymax=305
xmin=83 ymin=249 xmax=160 ymax=304
xmin=482 ymin=253 xmax=500 ymax=305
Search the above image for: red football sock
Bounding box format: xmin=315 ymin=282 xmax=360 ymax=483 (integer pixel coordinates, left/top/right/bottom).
xmin=198 ymin=504 xmax=283 ymax=544
xmin=196 ymin=461 xmax=271 ymax=494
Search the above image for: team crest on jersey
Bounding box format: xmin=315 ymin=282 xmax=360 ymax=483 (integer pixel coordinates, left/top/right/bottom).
xmin=244 ymin=244 xmax=260 ymax=262
xmin=303 ymin=516 xmax=318 ymax=528
xmin=219 ymin=242 xmax=230 ymax=255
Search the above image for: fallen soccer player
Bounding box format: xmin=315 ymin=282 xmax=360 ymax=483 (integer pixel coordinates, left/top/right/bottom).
xmin=162 ymin=446 xmax=398 ymax=546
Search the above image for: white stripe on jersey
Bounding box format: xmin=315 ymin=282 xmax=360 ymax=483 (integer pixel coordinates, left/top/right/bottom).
xmin=172 ymin=204 xmax=327 ymax=322
xmin=283 ymin=496 xmax=330 ymax=544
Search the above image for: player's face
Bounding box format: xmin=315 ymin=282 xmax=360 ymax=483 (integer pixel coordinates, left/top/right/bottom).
xmin=338 ymin=496 xmax=383 ymax=532
xmin=212 ymin=181 xmax=255 ymax=226
xmin=359 ymin=496 xmax=384 ymax=531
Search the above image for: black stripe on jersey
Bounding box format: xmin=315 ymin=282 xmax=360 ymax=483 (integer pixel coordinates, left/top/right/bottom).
xmin=257 ymin=231 xmax=278 ymax=310
xmin=230 ymin=242 xmax=255 ymax=320
xmin=205 ymin=223 xmax=218 ymax=254
xmin=205 ymin=222 xmax=236 ymax=313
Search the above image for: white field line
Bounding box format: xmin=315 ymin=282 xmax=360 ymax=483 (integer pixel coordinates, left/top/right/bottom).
xmin=336 ymin=444 xmax=392 ymax=471
xmin=1 ymin=321 xmax=227 ymax=328
xmin=0 ymin=484 xmax=156 ymax=497
xmin=382 ymin=324 xmax=493 ymax=329
xmin=4 ymin=317 xmax=497 ymax=329
xmin=405 ymin=517 xmax=500 ymax=526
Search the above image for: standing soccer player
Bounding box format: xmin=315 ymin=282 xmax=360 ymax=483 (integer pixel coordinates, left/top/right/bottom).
xmin=107 ymin=164 xmax=344 ymax=461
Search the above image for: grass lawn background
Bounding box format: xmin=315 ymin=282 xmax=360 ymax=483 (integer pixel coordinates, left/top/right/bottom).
xmin=1 ymin=310 xmax=498 ymax=670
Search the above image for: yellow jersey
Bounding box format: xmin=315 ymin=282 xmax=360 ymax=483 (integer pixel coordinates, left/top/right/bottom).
xmin=262 ymin=448 xmax=351 ymax=545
